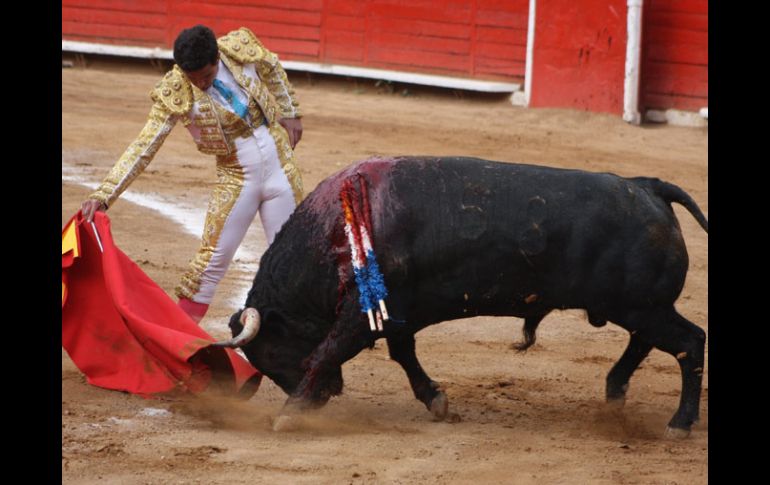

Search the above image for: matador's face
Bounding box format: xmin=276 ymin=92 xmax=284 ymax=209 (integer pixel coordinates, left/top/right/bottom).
xmin=185 ymin=61 xmax=219 ymax=91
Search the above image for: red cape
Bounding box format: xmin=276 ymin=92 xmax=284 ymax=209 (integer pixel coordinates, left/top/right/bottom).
xmin=62 ymin=212 xmax=261 ymax=398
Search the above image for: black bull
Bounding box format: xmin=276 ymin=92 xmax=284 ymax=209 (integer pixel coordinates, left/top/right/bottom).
xmin=224 ymin=156 xmax=708 ymax=437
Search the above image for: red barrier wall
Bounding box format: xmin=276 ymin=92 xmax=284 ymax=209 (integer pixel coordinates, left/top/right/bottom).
xmin=529 ymin=0 xmax=628 ymax=114
xmin=62 ymin=0 xmax=708 ymax=114
xmin=63 ymin=0 xmax=171 ymax=46
xmin=641 ymin=0 xmax=708 ymax=111
xmin=62 ymin=0 xmax=529 ymax=82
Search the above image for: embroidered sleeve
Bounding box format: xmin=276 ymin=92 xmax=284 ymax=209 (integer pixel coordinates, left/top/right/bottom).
xmin=89 ymin=102 xmax=178 ymax=208
xmin=258 ymin=53 xmax=302 ymax=119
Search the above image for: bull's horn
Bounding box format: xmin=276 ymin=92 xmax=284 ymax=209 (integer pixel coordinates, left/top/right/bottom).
xmin=211 ymin=307 xmax=261 ymax=348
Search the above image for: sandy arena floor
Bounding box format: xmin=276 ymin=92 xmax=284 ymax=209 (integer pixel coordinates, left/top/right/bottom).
xmin=62 ymin=58 xmax=708 ymax=484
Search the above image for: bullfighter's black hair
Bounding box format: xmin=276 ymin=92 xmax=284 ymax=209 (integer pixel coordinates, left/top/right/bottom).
xmin=173 ymin=25 xmax=219 ymax=72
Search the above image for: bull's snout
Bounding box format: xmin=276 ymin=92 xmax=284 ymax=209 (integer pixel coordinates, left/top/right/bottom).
xmin=211 ymin=307 xmax=261 ymax=348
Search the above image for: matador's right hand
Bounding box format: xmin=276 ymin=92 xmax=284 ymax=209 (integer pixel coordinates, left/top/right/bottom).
xmin=81 ymin=199 xmax=107 ymax=223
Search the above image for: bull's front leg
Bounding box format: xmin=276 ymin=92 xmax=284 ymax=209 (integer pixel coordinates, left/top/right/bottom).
xmin=274 ymin=305 xmax=373 ymax=429
xmin=386 ymin=333 xmax=452 ymax=421
xmin=287 ymin=330 xmax=369 ymax=408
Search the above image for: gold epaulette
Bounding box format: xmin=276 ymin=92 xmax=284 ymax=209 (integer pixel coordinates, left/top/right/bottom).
xmin=218 ymin=27 xmax=278 ymax=66
xmin=150 ymin=65 xmax=193 ymax=115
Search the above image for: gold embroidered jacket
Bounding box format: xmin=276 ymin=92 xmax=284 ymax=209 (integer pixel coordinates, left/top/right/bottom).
xmin=89 ymin=27 xmax=304 ymax=207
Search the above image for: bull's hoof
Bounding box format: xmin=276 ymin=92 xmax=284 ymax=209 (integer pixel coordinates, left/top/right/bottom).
xmin=430 ymin=392 xmax=449 ymax=421
xmin=664 ymin=426 xmax=691 ymax=439
xmin=272 ymin=414 xmax=299 ymax=432
xmin=605 ymin=383 xmax=629 ymax=405
xmin=444 ymin=412 xmax=462 ymax=423
xmin=605 ymin=395 xmax=626 ymax=411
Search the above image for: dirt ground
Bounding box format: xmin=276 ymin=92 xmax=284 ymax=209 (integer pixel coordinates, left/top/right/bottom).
xmin=61 ymin=58 xmax=708 ymax=484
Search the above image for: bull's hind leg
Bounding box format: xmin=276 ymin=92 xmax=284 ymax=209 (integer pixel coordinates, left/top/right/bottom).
xmin=605 ymin=334 xmax=653 ymax=405
xmin=667 ymin=315 xmax=706 ymax=431
xmin=622 ymin=308 xmax=705 ymax=438
xmin=386 ymin=333 xmax=447 ymax=420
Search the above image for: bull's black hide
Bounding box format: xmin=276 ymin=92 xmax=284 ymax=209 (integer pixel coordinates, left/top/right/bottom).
xmin=228 ymin=156 xmax=708 ymax=437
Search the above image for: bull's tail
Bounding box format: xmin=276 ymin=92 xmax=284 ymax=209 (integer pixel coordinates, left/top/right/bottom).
xmin=632 ymin=177 xmax=708 ymax=233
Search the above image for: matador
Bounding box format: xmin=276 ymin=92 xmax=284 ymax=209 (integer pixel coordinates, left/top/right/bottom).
xmin=81 ymin=25 xmax=305 ymax=323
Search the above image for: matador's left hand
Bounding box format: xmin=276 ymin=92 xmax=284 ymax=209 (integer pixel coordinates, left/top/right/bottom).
xmin=278 ymin=117 xmax=303 ymax=149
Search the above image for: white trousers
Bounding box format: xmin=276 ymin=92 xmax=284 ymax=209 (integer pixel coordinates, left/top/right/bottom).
xmin=178 ymin=124 xmax=296 ymax=304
